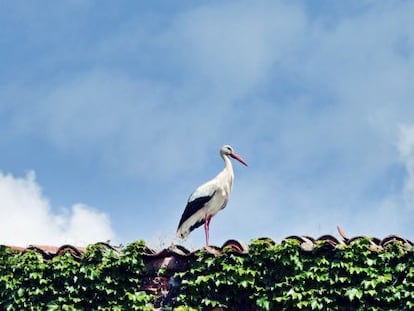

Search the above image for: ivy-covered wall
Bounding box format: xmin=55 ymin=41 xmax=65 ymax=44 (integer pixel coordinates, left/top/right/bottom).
xmin=1 ymin=238 xmax=414 ymax=310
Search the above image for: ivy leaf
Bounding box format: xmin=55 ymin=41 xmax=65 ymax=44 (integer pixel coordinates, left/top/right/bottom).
xmin=256 ymin=297 xmax=271 ymax=310
xmin=345 ymin=288 xmax=363 ymax=301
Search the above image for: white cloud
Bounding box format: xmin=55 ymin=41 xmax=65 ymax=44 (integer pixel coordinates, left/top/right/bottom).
xmin=398 ymin=125 xmax=414 ymax=207
xmin=0 ymin=170 xmax=115 ymax=246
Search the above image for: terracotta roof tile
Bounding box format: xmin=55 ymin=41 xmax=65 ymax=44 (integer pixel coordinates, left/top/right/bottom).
xmin=4 ymin=228 xmax=413 ymax=263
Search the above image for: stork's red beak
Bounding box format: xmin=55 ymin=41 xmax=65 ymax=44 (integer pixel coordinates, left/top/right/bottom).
xmin=230 ymin=152 xmax=248 ymax=166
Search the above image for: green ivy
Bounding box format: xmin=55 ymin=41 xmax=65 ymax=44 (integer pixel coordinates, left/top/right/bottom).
xmin=0 ymin=242 xmax=153 ymax=311
xmin=1 ymin=238 xmax=414 ymax=310
xmin=173 ymin=238 xmax=414 ymax=310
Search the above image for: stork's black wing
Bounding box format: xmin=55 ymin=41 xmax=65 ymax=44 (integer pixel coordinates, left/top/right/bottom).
xmin=177 ymin=191 xmax=216 ymax=231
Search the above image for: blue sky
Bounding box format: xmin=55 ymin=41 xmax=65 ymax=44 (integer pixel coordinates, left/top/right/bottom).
xmin=1 ymin=1 xmax=414 ymax=247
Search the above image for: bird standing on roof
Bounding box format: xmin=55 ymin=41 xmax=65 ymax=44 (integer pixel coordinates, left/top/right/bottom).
xmin=176 ymin=145 xmax=248 ymax=246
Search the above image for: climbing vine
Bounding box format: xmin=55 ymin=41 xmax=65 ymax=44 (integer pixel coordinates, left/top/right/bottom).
xmin=173 ymin=238 xmax=414 ymax=310
xmin=1 ymin=238 xmax=414 ymax=310
xmin=0 ymin=241 xmax=153 ymax=311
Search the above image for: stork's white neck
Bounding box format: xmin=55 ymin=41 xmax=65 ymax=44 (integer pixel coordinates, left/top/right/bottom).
xmin=217 ymin=153 xmax=234 ymax=190
xmin=222 ymin=153 xmax=233 ymax=174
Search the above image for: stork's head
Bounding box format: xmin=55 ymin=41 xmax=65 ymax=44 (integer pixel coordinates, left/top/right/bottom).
xmin=220 ymin=145 xmax=248 ymax=166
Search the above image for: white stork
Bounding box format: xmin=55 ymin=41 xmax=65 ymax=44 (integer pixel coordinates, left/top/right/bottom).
xmin=176 ymin=145 xmax=248 ymax=246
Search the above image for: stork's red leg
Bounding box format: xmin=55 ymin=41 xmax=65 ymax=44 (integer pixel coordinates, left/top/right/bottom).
xmin=204 ymin=214 xmax=212 ymax=246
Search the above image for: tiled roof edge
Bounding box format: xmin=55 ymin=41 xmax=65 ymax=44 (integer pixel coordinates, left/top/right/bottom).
xmin=3 ymin=228 xmax=413 ymax=261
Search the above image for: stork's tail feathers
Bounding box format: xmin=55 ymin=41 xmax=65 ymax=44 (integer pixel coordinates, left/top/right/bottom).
xmin=176 ymin=218 xmax=204 ymax=240
xmin=176 ymin=227 xmax=189 ymax=240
